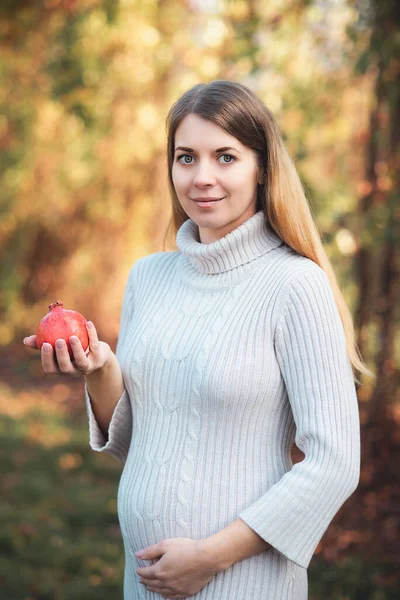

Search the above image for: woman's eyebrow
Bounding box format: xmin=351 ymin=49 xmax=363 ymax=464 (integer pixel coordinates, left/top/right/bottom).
xmin=174 ymin=146 xmax=241 ymax=154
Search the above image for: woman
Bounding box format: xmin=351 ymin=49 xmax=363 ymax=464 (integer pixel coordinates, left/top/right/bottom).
xmin=24 ymin=80 xmax=373 ymax=599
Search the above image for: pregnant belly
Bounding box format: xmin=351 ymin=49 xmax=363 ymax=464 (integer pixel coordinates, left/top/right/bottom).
xmin=117 ymin=458 xmax=196 ymax=558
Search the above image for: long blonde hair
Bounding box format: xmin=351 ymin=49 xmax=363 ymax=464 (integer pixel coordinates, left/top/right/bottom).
xmin=163 ymin=80 xmax=374 ymax=385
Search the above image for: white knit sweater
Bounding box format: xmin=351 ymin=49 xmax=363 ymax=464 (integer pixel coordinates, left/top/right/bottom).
xmin=85 ymin=209 xmax=361 ymax=599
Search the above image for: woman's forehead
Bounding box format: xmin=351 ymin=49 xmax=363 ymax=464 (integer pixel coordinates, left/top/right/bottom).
xmin=174 ymin=115 xmax=245 ymax=152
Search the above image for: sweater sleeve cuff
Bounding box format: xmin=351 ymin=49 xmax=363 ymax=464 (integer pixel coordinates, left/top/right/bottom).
xmin=84 ymin=381 xmax=132 ymax=464
xmin=238 ymin=496 xmax=317 ymax=569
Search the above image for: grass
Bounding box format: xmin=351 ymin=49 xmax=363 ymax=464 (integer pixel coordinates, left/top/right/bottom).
xmin=309 ymin=556 xmax=398 ymax=599
xmin=0 ymin=380 xmax=124 ymax=599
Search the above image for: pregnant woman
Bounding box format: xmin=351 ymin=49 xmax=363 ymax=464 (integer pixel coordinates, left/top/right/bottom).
xmin=24 ymin=80 xmax=373 ymax=599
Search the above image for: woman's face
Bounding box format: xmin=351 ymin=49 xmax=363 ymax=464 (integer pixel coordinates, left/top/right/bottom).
xmin=171 ymin=114 xmax=262 ymax=243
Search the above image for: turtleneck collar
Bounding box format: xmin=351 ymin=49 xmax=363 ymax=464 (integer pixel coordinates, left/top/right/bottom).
xmin=176 ymin=210 xmax=283 ymax=277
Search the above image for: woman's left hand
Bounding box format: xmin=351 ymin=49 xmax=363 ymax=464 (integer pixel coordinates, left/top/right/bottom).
xmin=135 ymin=537 xmax=220 ymax=598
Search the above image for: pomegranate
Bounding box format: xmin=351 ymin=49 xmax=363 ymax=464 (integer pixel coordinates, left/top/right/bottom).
xmin=36 ymin=301 xmax=89 ymax=359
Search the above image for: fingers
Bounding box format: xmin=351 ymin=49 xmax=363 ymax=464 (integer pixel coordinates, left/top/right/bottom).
xmin=23 ymin=335 xmax=64 ymax=373
xmin=86 ymin=321 xmax=99 ymax=353
xmin=23 ymin=335 xmax=38 ymax=349
xmin=41 ymin=342 xmax=62 ymax=374
xmin=40 ymin=338 xmax=90 ymax=376
xmin=69 ymin=336 xmax=90 ymax=372
xmin=52 ymin=339 xmax=76 ymax=373
xmin=41 ymin=339 xmax=79 ymax=375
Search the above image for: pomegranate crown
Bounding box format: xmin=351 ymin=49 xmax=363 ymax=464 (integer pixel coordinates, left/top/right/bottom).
xmin=48 ymin=300 xmax=64 ymax=310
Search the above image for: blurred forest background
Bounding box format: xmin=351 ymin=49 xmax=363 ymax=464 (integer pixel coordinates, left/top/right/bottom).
xmin=0 ymin=0 xmax=399 ymax=598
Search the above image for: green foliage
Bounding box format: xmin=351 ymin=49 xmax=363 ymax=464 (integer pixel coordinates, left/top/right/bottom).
xmin=0 ymin=405 xmax=124 ymax=599
xmin=309 ymin=556 xmax=399 ymax=600
xmin=354 ymin=49 xmax=371 ymax=75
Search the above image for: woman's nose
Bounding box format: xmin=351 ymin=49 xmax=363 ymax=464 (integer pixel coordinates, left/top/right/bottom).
xmin=192 ymin=162 xmax=217 ymax=185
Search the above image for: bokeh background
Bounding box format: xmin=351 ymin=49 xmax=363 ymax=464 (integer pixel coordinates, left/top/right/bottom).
xmin=0 ymin=0 xmax=399 ymax=598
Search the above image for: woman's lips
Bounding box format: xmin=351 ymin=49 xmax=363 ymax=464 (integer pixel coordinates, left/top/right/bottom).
xmin=192 ymin=197 xmax=224 ymax=208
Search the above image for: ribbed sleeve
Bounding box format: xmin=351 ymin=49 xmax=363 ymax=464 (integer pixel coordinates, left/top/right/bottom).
xmin=238 ymin=267 xmax=361 ymax=569
xmin=84 ymin=384 xmax=132 ymax=464
xmin=84 ymin=262 xmax=139 ymax=464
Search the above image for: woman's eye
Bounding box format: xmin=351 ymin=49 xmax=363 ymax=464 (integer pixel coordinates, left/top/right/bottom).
xmin=176 ymin=154 xmax=236 ymax=164
xmin=177 ymin=154 xmax=194 ymax=164
xmin=219 ymin=154 xmax=235 ymax=163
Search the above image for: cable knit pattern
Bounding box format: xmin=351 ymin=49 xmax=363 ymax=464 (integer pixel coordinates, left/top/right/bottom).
xmin=84 ymin=210 xmax=361 ymax=599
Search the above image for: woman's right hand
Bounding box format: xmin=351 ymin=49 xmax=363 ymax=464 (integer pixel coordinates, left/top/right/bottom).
xmin=23 ymin=321 xmax=112 ymax=378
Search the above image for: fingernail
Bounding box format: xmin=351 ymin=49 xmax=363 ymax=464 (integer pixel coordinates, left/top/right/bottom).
xmin=86 ymin=321 xmax=93 ymax=329
xmin=56 ymin=340 xmax=64 ymax=349
xmin=70 ymin=336 xmax=78 ymax=344
xmin=43 ymin=344 xmax=51 ymax=353
xmin=135 ymin=550 xmax=145 ymax=558
xmin=23 ymin=338 xmax=27 ymax=344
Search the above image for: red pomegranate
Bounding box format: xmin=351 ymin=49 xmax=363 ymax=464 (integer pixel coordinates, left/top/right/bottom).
xmin=36 ymin=301 xmax=89 ymax=359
